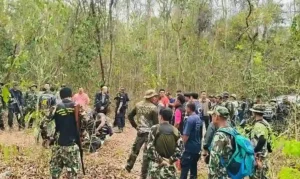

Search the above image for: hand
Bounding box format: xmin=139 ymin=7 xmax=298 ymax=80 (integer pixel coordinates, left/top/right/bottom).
xmin=255 ymin=158 xmax=263 ymax=169
xmin=159 ymin=158 xmax=170 ymax=167
xmin=117 ymin=110 xmax=120 ymax=114
xmin=100 ymin=107 xmax=104 ymax=110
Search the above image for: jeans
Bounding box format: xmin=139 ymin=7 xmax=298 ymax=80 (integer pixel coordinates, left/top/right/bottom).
xmin=180 ymin=151 xmax=200 ymax=179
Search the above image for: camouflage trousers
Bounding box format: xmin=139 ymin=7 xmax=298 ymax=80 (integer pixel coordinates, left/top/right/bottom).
xmin=148 ymin=161 xmax=177 ymax=179
xmin=250 ymin=159 xmax=269 ymax=179
xmin=50 ymin=144 xmax=80 ymax=178
xmin=126 ymin=132 xmax=149 ymax=179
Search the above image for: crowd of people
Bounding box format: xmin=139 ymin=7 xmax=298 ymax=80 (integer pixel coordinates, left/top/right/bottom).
xmin=124 ymin=89 xmax=293 ymax=179
xmin=0 ymin=82 xmax=295 ymax=179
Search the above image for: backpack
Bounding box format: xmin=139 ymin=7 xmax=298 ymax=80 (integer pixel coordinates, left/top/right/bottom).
xmin=217 ymin=127 xmax=255 ymax=179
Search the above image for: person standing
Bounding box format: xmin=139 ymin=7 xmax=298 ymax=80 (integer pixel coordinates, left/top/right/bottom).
xmin=147 ymin=108 xmax=182 ymax=179
xmin=125 ymin=89 xmax=159 ymax=179
xmin=174 ymin=94 xmax=186 ymax=134
xmin=49 ymin=87 xmax=82 ymax=178
xmin=158 ymin=89 xmax=169 ymax=108
xmin=114 ymin=87 xmax=129 ymax=132
xmin=222 ymin=92 xmax=235 ymax=126
xmin=249 ymin=104 xmax=272 ymax=179
xmin=208 ymin=106 xmax=234 ymax=179
xmin=200 ymin=91 xmax=210 ymax=131
xmin=0 ymin=82 xmax=5 ymax=130
xmin=72 ymin=87 xmax=90 ymax=110
xmin=180 ymin=102 xmax=202 ymax=179
xmin=24 ymin=84 xmax=38 ymax=128
xmin=94 ymin=85 xmax=110 ymax=115
xmin=8 ymin=82 xmax=24 ymax=130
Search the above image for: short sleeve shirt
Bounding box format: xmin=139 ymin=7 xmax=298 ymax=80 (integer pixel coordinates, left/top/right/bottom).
xmin=183 ymin=113 xmax=202 ymax=154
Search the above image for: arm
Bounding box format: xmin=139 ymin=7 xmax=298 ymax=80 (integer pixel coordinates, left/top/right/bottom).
xmin=128 ymin=107 xmax=138 ymax=128
xmin=182 ymin=118 xmax=192 ymax=144
xmin=95 ymin=113 xmax=106 ymax=131
xmin=203 ymin=123 xmax=216 ymax=150
xmin=20 ymin=91 xmax=24 ymax=106
xmin=254 ymin=135 xmax=266 ymax=153
xmin=151 ymin=107 xmax=159 ymax=125
xmin=169 ymin=130 xmax=183 ymax=163
xmin=147 ymin=126 xmax=163 ymax=163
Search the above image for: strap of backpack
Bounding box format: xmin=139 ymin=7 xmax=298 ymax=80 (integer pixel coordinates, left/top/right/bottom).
xmin=256 ymin=120 xmax=271 ymax=141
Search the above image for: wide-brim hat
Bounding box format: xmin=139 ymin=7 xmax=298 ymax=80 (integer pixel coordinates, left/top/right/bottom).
xmin=223 ymin=91 xmax=230 ymax=97
xmin=144 ymin=89 xmax=158 ymax=99
xmin=250 ymin=104 xmax=266 ymax=114
xmin=230 ymin=94 xmax=237 ymax=99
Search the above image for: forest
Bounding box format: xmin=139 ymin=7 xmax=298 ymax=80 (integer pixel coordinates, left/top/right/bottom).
xmin=0 ymin=0 xmax=300 ymax=178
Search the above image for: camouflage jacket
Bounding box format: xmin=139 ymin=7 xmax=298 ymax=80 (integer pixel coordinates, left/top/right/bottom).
xmin=147 ymin=124 xmax=183 ymax=179
xmin=24 ymin=90 xmax=38 ymax=109
xmin=208 ymin=126 xmax=234 ymax=179
xmin=249 ymin=119 xmax=271 ymax=157
xmin=128 ymin=100 xmax=158 ymax=134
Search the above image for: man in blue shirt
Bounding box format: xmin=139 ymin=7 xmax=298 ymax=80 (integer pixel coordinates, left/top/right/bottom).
xmin=180 ymin=102 xmax=202 ymax=179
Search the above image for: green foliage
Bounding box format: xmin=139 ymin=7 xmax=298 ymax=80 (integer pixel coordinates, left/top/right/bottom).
xmin=282 ymin=140 xmax=300 ymax=157
xmin=279 ymin=167 xmax=300 ymax=179
xmin=1 ymin=85 xmax=10 ymax=104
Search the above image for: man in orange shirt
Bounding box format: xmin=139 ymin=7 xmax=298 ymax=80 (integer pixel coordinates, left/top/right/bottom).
xmin=158 ymin=89 xmax=169 ymax=108
xmin=72 ymin=87 xmax=90 ymax=110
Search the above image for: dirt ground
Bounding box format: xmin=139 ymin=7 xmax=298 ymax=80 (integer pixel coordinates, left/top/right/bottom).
xmin=0 ymin=118 xmax=208 ymax=179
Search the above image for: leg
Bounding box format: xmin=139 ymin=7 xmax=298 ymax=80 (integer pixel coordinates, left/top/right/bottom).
xmin=8 ymin=108 xmax=14 ymax=128
xmin=141 ymin=135 xmax=149 ymax=179
xmin=190 ymin=153 xmax=200 ymax=179
xmin=204 ymin=116 xmax=209 ymax=130
xmin=180 ymin=152 xmax=192 ymax=179
xmin=121 ymin=114 xmax=125 ymax=130
xmin=65 ymin=145 xmax=80 ymax=179
xmin=126 ymin=133 xmax=147 ymax=171
xmin=50 ymin=145 xmax=64 ymax=179
xmin=16 ymin=113 xmax=25 ymax=130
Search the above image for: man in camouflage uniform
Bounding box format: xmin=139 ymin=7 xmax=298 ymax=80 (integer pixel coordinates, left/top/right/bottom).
xmin=208 ymin=106 xmax=233 ymax=179
xmin=249 ymin=104 xmax=272 ymax=179
xmin=147 ymin=108 xmax=182 ymax=179
xmin=0 ymin=82 xmax=4 ymax=130
xmin=24 ymin=84 xmax=38 ymax=128
xmin=222 ymin=92 xmax=235 ymax=126
xmin=125 ymin=89 xmax=159 ymax=179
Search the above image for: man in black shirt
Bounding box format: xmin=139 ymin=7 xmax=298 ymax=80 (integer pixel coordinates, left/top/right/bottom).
xmin=50 ymin=87 xmax=81 ymax=179
xmin=114 ymin=87 xmax=129 ymax=132
xmin=94 ymin=85 xmax=110 ymax=115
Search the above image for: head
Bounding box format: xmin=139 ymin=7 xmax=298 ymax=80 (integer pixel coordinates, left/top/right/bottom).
xmin=61 ymin=84 xmax=66 ymax=88
xmin=159 ymin=89 xmax=166 ymax=98
xmin=166 ymin=92 xmax=172 ymax=99
xmin=223 ymin=92 xmax=229 ymax=101
xmin=144 ymin=89 xmax=159 ymax=104
xmin=210 ymin=95 xmax=216 ymax=103
xmin=230 ymin=94 xmax=237 ymax=101
xmin=78 ymin=87 xmax=84 ymax=94
xmin=119 ymin=87 xmax=125 ymax=93
xmin=209 ymin=106 xmax=229 ymax=128
xmin=60 ymin=87 xmax=72 ymax=99
xmin=176 ymin=90 xmax=182 ymax=97
xmin=44 ymin=83 xmax=50 ymax=91
xmin=255 ymin=95 xmax=263 ymax=104
xmin=13 ymin=83 xmax=19 ymax=90
xmin=30 ymin=85 xmax=37 ymax=91
xmin=184 ymin=93 xmax=191 ymax=102
xmin=250 ymin=104 xmax=265 ymax=119
xmin=190 ymin=93 xmax=199 ymax=101
xmin=102 ymin=86 xmax=108 ymax=93
xmin=159 ymin=108 xmax=173 ymax=123
xmin=175 ymin=94 xmax=185 ymax=107
xmin=216 ymin=95 xmax=223 ymax=104
xmin=186 ymin=102 xmax=196 ymax=115
xmin=201 ymin=91 xmax=207 ymax=100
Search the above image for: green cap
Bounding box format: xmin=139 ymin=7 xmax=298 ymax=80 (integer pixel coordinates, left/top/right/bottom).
xmin=250 ymin=104 xmax=266 ymax=114
xmin=208 ymin=106 xmax=229 ymax=119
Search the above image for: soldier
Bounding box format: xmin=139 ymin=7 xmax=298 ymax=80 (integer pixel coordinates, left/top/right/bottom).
xmin=8 ymin=82 xmax=24 ymax=130
xmin=49 ymin=87 xmax=82 ymax=178
xmin=277 ymin=96 xmax=291 ymax=121
xmin=222 ymin=92 xmax=235 ymax=126
xmin=249 ymin=104 xmax=272 ymax=179
xmin=208 ymin=106 xmax=233 ymax=179
xmin=147 ymin=108 xmax=182 ymax=179
xmin=24 ymin=84 xmax=38 ymax=128
xmin=0 ymin=82 xmax=5 ymax=130
xmin=125 ymin=89 xmax=159 ymax=179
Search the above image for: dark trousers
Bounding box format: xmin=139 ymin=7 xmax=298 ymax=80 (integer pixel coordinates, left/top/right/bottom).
xmin=180 ymin=151 xmax=200 ymax=179
xmin=0 ymin=108 xmax=4 ymax=130
xmin=8 ymin=107 xmax=24 ymax=129
xmin=126 ymin=132 xmax=149 ymax=179
xmin=202 ymin=116 xmax=210 ymax=130
xmin=116 ymin=115 xmax=125 ymax=129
